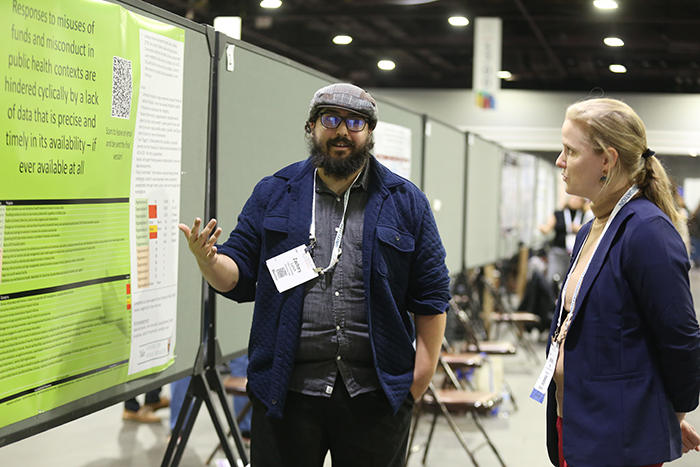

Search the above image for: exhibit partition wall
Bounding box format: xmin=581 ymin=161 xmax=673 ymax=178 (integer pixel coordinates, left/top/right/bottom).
xmin=465 ymin=134 xmax=503 ymax=269
xmin=422 ymin=118 xmax=468 ymax=275
xmin=213 ymin=38 xmax=429 ymax=362
xmin=0 ymin=0 xmax=211 ymax=445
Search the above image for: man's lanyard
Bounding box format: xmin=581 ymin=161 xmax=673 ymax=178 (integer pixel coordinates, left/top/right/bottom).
xmin=308 ymin=168 xmax=363 ymax=275
xmin=530 ymin=184 xmax=639 ymax=403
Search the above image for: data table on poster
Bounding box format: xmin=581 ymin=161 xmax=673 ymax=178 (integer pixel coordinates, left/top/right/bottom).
xmin=133 ymin=197 xmax=179 ymax=290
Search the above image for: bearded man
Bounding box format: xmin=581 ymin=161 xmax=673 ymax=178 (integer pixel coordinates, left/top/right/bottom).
xmin=179 ymin=83 xmax=450 ymax=467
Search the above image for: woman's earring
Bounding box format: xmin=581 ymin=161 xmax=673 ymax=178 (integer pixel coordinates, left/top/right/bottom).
xmin=599 ymin=174 xmax=607 ymax=183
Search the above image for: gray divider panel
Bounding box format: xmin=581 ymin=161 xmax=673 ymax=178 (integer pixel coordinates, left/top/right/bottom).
xmin=423 ymin=119 xmax=467 ymax=275
xmin=465 ymin=134 xmax=503 ymax=269
xmin=0 ymin=0 xmax=210 ymax=446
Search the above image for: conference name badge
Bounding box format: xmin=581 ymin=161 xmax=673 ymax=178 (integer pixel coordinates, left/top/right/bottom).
xmin=266 ymin=244 xmax=319 ymax=293
xmin=530 ymin=341 xmax=559 ymax=404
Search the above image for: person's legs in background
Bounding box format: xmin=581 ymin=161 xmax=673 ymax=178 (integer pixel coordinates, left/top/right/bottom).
xmin=144 ymin=387 xmax=170 ymax=411
xmin=169 ymin=376 xmax=192 ymax=432
xmin=124 ymin=397 xmax=140 ymax=413
xmin=123 ymin=387 xmax=168 ymax=423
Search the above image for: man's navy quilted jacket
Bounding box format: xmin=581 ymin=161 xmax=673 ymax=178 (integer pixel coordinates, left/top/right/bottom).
xmin=216 ymin=156 xmax=451 ymax=419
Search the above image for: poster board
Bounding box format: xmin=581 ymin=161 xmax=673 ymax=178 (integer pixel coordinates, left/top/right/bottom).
xmin=465 ymin=134 xmax=503 ymax=269
xmin=0 ymin=0 xmax=210 ymax=445
xmin=422 ymin=119 xmax=467 ymax=275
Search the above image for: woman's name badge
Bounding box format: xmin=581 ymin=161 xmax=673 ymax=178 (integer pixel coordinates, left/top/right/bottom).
xmin=266 ymin=245 xmax=319 ymax=293
xmin=530 ymin=341 xmax=559 ymax=404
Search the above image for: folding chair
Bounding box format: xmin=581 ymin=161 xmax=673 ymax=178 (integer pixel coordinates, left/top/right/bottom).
xmin=206 ymin=375 xmax=250 ymax=465
xmin=448 ymin=299 xmax=519 ymax=411
xmin=405 ymin=354 xmax=507 ymax=467
xmin=449 ymin=298 xmax=516 ymax=357
xmin=440 ymin=337 xmax=484 ymax=390
xmin=480 ymin=275 xmax=541 ymax=363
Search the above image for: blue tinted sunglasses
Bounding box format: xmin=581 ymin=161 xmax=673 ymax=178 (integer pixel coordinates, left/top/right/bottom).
xmin=319 ymin=113 xmax=367 ymax=132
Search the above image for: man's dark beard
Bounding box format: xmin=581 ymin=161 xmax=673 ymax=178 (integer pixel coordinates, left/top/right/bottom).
xmin=308 ymin=133 xmax=374 ymax=179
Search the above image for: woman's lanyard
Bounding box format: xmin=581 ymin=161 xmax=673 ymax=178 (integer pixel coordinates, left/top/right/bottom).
xmin=530 ymin=184 xmax=639 ymax=403
xmin=308 ymin=168 xmax=363 ymax=275
xmin=554 ymin=185 xmax=639 ymax=341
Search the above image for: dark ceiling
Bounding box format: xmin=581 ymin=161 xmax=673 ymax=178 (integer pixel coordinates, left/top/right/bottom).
xmin=144 ymin=0 xmax=700 ymax=94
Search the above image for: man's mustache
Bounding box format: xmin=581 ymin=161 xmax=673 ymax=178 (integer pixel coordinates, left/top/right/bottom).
xmin=326 ymin=137 xmax=356 ymax=148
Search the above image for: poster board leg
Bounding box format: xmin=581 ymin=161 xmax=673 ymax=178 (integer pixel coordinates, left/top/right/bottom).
xmin=161 ymin=375 xmax=203 ymax=467
xmin=201 ymin=378 xmax=241 ymax=466
xmin=160 ymin=372 xmax=247 ymax=467
xmin=171 ymin=395 xmax=203 ymax=467
xmin=206 ymin=367 xmax=249 ymax=465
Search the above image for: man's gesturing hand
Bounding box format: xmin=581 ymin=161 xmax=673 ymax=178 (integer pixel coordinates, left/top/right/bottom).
xmin=179 ymin=218 xmax=223 ymax=267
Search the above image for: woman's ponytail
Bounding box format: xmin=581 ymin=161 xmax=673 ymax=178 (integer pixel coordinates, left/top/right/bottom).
xmin=632 ymin=152 xmax=683 ymax=230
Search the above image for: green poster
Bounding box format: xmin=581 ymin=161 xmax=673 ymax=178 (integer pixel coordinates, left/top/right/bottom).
xmin=0 ymin=0 xmax=185 ymax=429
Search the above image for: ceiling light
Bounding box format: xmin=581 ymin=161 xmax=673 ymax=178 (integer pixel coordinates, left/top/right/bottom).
xmin=260 ymin=0 xmax=282 ymax=9
xmin=378 ymin=60 xmax=396 ymax=71
xmin=604 ymin=37 xmax=624 ymax=47
xmin=594 ymin=0 xmax=618 ymax=9
xmin=496 ymin=71 xmax=512 ymax=79
xmin=448 ymin=16 xmax=469 ymax=27
xmin=333 ymin=35 xmax=353 ymax=45
xmin=609 ymin=64 xmax=627 ymax=73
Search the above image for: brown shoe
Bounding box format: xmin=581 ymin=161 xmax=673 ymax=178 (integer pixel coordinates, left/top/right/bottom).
xmin=123 ymin=407 xmax=162 ymax=423
xmin=144 ymin=396 xmax=170 ymax=412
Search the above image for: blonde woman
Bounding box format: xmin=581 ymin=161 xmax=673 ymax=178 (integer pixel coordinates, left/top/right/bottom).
xmin=544 ymin=98 xmax=700 ymax=466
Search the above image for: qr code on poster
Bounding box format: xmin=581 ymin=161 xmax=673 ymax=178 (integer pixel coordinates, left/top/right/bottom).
xmin=111 ymin=56 xmax=132 ymax=119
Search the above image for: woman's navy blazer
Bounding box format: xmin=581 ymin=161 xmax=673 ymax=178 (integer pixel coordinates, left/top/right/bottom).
xmin=545 ymin=196 xmax=700 ymax=467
